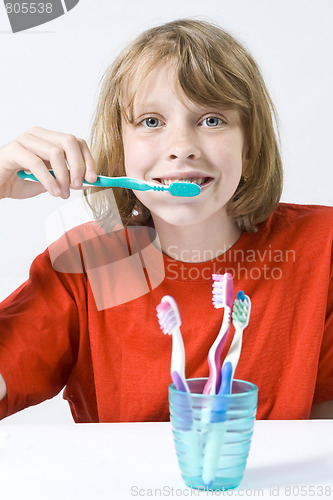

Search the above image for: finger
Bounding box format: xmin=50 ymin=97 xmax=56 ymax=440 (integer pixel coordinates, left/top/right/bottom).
xmin=14 ymin=177 xmax=47 ymax=199
xmin=11 ymin=142 xmax=62 ymax=197
xmin=77 ymin=139 xmax=97 ymax=184
xmin=16 ymin=133 xmax=70 ymax=198
xmin=27 ymin=128 xmax=87 ymax=189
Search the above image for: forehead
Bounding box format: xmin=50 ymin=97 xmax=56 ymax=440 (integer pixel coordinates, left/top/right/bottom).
xmin=121 ymin=58 xmax=234 ymax=120
xmin=122 ymin=59 xmax=178 ymax=106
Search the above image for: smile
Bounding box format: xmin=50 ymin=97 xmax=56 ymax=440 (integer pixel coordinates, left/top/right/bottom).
xmin=153 ymin=176 xmax=214 ymax=188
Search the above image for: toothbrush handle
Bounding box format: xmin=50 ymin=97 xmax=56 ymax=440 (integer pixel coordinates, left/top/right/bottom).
xmin=170 ymin=327 xmax=192 ymax=431
xmin=203 ymin=307 xmax=231 ymax=395
xmin=223 ymin=327 xmax=243 ymax=383
xmin=171 ymin=328 xmax=189 ymax=392
xmin=202 ymin=372 xmax=230 ymax=485
xmin=218 ymin=361 xmax=233 ymax=395
xmin=17 ymin=170 xmax=56 ymax=182
xmin=88 ymin=177 xmax=157 ymax=191
xmin=171 ymin=372 xmax=188 ymax=392
xmin=16 ymin=170 xmax=154 ymax=190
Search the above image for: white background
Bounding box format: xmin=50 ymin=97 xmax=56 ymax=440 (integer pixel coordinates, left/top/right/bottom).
xmin=0 ymin=0 xmax=332 ymax=422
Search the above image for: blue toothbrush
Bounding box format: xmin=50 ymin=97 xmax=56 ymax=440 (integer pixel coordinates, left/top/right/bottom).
xmin=17 ymin=170 xmax=201 ymax=197
xmin=221 ymin=291 xmax=251 ymax=394
xmin=202 ymin=363 xmax=232 ymax=486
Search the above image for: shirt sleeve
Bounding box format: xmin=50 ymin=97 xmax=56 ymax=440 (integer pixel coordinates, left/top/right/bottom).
xmin=312 ymin=246 xmax=333 ymax=405
xmin=0 ymin=249 xmax=80 ymax=419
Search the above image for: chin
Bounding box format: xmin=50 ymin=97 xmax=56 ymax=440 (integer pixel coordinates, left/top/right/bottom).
xmin=151 ymin=206 xmax=218 ymax=228
xmin=136 ymin=191 xmax=232 ymax=228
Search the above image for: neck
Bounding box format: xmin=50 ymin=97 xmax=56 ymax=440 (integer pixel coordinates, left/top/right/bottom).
xmin=152 ymin=212 xmax=242 ymax=263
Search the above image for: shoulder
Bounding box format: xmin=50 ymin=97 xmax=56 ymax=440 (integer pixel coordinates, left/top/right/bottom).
xmin=249 ymin=203 xmax=333 ymax=257
xmin=272 ymin=202 xmax=333 ymax=223
xmin=46 ymin=222 xmax=156 ymax=274
xmin=47 ymin=221 xmax=123 ymax=273
xmin=266 ymin=203 xmax=333 ymax=237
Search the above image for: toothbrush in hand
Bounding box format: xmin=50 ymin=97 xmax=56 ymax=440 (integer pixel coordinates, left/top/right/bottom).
xmin=203 ymin=273 xmax=234 ymax=395
xmin=221 ymin=290 xmax=251 ymax=394
xmin=156 ymin=295 xmax=190 ymax=392
xmin=17 ymin=170 xmax=201 ymax=197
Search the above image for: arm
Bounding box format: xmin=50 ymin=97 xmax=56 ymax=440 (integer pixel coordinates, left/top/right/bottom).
xmin=0 ymin=248 xmax=82 ymax=420
xmin=311 ymin=234 xmax=333 ymax=419
xmin=0 ymin=126 xmax=96 ymax=200
xmin=0 ymin=128 xmax=96 ymax=417
xmin=0 ymin=373 xmax=6 ymax=400
xmin=310 ymin=400 xmax=333 ymax=419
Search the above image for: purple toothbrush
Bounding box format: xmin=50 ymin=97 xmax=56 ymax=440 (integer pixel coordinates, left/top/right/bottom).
xmin=156 ymin=295 xmax=190 ymax=392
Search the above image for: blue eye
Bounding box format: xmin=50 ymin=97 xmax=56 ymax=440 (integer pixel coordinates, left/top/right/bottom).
xmin=143 ymin=117 xmax=160 ymax=128
xmin=203 ymin=117 xmax=223 ymax=127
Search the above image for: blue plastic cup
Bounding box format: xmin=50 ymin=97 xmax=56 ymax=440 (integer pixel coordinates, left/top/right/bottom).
xmin=169 ymin=378 xmax=258 ymax=491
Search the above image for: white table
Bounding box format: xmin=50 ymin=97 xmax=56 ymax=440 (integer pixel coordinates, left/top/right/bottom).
xmin=0 ymin=421 xmax=332 ymax=499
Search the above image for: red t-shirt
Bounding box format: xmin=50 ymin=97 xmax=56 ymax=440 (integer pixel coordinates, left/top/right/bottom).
xmin=0 ymin=203 xmax=332 ymax=421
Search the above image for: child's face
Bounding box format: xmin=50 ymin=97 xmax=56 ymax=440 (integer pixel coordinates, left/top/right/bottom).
xmin=122 ymin=61 xmax=248 ymax=229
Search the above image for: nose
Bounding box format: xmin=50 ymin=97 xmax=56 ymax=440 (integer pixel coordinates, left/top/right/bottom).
xmin=166 ymin=127 xmax=201 ymax=162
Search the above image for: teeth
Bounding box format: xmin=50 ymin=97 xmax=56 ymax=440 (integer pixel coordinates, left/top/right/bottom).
xmin=159 ymin=177 xmax=207 ymax=186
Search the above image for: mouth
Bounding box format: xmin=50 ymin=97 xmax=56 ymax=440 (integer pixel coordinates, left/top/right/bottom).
xmin=152 ymin=175 xmax=214 ymax=188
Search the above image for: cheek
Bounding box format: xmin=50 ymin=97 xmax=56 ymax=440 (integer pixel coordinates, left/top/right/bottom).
xmin=123 ymin=132 xmax=158 ymax=178
xmin=210 ymin=147 xmax=243 ymax=176
xmin=123 ymin=134 xmax=144 ymax=176
xmin=215 ymin=135 xmax=245 ymax=173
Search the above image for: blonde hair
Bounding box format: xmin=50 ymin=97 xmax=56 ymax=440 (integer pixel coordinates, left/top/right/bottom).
xmin=87 ymin=19 xmax=283 ymax=232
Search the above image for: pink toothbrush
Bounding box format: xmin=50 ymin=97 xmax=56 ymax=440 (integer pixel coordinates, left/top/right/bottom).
xmin=203 ymin=273 xmax=234 ymax=395
xmin=156 ymin=295 xmax=190 ymax=392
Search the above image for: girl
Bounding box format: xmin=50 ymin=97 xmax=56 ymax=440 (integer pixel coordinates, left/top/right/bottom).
xmin=0 ymin=19 xmax=332 ymax=421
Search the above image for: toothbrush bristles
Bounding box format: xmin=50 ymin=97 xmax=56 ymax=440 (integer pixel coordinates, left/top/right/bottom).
xmin=232 ymin=291 xmax=251 ymax=327
xmin=212 ymin=280 xmax=226 ymax=309
xmin=157 ymin=307 xmax=177 ymax=333
xmin=211 ymin=273 xmax=234 ymax=309
xmin=156 ymin=296 xmax=181 ymax=334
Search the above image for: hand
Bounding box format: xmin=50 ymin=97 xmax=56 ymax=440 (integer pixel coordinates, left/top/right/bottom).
xmin=0 ymin=127 xmax=97 ymax=199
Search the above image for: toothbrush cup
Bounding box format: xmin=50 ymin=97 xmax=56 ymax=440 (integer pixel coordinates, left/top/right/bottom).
xmin=169 ymin=377 xmax=258 ymax=491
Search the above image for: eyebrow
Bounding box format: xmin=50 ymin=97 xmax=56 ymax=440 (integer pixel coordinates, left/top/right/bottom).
xmin=131 ymin=100 xmax=166 ymax=111
xmin=132 ymin=99 xmax=231 ymax=114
